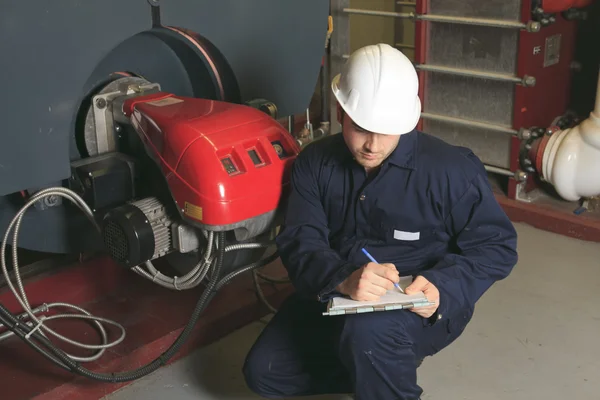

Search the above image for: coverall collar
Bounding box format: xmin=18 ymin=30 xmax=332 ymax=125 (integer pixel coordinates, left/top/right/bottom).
xmin=334 ymin=128 xmax=419 ymax=171
xmin=385 ymin=129 xmax=418 ymax=170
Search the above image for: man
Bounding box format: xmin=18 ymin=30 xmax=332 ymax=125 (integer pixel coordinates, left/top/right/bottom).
xmin=243 ymin=43 xmax=518 ymax=400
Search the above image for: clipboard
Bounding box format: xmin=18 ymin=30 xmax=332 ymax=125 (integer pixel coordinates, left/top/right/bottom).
xmin=322 ymin=276 xmax=435 ymax=316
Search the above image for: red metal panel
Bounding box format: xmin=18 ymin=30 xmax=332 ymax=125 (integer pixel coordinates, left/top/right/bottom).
xmin=508 ymin=0 xmax=578 ymax=198
xmin=512 ymin=21 xmax=577 ymax=131
xmin=123 ymin=94 xmax=300 ymax=227
xmin=415 ymin=0 xmax=429 ymax=131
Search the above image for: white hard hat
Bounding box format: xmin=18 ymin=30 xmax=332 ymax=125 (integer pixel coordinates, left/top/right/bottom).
xmin=331 ymin=43 xmax=421 ymax=135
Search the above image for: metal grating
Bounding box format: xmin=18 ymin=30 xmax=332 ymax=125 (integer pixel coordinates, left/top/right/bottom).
xmin=424 ymin=72 xmax=515 ymax=126
xmin=103 ymin=220 xmax=129 ymax=263
xmin=423 ymin=120 xmax=513 ymax=169
xmin=428 ymin=23 xmax=519 ymax=74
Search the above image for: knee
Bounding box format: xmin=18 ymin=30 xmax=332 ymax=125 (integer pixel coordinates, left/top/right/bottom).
xmin=339 ymin=312 xmax=417 ymax=355
xmin=242 ymin=349 xmax=275 ymax=398
xmin=243 ymin=346 xmax=293 ymax=399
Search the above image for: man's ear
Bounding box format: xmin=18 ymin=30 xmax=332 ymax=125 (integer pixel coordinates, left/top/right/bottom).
xmin=336 ymin=103 xmax=343 ymax=125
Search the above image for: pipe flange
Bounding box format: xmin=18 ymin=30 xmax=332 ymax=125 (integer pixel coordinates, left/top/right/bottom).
xmin=531 ymin=6 xmax=556 ymax=28
xmin=518 ymin=126 xmax=546 ymax=175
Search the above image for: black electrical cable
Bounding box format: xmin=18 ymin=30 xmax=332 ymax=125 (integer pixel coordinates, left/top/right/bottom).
xmin=0 ymin=308 xmax=71 ymax=371
xmin=0 ymin=232 xmax=226 ymax=382
xmin=0 ymin=232 xmax=281 ymax=383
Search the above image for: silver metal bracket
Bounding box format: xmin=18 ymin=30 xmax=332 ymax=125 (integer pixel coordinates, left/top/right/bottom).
xmin=515 ymin=181 xmax=541 ymax=203
xmin=91 ymin=81 xmax=161 ymax=155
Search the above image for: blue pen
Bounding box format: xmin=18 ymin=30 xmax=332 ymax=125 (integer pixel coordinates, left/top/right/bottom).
xmin=361 ymin=248 xmax=404 ymax=293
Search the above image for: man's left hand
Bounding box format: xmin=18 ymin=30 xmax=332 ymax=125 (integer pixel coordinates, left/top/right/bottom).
xmin=405 ymin=276 xmax=439 ymax=318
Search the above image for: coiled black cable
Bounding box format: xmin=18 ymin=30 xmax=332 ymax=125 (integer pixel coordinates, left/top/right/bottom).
xmin=1 ymin=233 xmax=226 ymax=381
xmin=0 ymin=231 xmax=281 ymax=382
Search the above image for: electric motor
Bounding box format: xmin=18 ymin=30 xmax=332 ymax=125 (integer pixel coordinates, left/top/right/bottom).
xmin=102 ymin=197 xmax=173 ymax=268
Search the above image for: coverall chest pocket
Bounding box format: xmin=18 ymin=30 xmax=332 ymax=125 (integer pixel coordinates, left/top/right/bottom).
xmin=368 ymin=208 xmax=437 ymax=247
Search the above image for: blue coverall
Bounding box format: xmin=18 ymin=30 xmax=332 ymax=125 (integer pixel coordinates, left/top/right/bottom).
xmin=243 ymin=129 xmax=518 ymax=399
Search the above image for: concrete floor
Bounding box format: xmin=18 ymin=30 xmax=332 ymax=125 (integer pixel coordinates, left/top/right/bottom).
xmin=104 ymin=222 xmax=600 ymax=400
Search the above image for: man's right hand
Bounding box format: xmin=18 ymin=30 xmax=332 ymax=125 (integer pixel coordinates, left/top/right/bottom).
xmin=336 ymin=263 xmax=400 ymax=301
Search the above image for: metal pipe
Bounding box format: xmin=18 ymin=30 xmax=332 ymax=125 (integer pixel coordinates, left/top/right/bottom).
xmin=485 ymin=165 xmax=513 ymax=177
xmin=395 ymin=42 xmax=415 ymax=49
xmin=342 ymin=8 xmax=540 ymax=32
xmin=420 ymin=112 xmax=518 ymax=135
xmin=320 ymin=48 xmax=330 ymax=125
xmin=418 ymin=14 xmax=527 ymax=30
xmin=414 ymin=64 xmax=536 ymax=86
xmin=595 ymin=66 xmax=600 ymax=117
xmin=484 ymin=165 xmax=515 ymax=177
xmin=343 ymin=43 xmax=414 ymax=59
xmin=343 ymin=8 xmax=412 ymax=18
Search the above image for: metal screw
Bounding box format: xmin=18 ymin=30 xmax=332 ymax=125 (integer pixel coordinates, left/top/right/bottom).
xmin=44 ymin=195 xmax=60 ymax=207
xmin=515 ymin=170 xmax=528 ymax=182
xmin=127 ymin=84 xmax=141 ymax=94
xmin=546 ymin=128 xmax=554 ymax=135
xmin=523 ymin=76 xmax=536 ymax=87
xmin=115 ymin=125 xmax=122 ymax=133
xmin=95 ymin=98 xmax=107 ymax=109
xmin=519 ymin=129 xmax=532 ymax=140
xmin=527 ymin=21 xmax=541 ymax=33
xmin=525 ymin=143 xmax=532 ymax=150
xmin=541 ymin=18 xmax=549 ymax=25
xmin=549 ymin=16 xmax=556 ymax=23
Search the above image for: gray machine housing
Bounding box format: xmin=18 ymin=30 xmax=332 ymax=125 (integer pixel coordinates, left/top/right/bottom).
xmin=0 ymin=0 xmax=329 ymax=253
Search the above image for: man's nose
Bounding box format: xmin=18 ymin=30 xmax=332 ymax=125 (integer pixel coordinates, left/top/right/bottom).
xmin=364 ymin=134 xmax=380 ymax=152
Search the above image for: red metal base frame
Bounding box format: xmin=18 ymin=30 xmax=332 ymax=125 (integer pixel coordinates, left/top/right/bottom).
xmin=0 ymin=257 xmax=293 ymax=400
xmin=496 ymin=193 xmax=600 ymax=242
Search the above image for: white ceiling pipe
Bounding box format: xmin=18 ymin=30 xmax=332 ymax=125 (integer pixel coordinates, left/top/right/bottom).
xmin=542 ymin=68 xmax=600 ymax=202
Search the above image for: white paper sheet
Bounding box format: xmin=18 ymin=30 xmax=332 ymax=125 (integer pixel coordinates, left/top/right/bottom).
xmin=329 ymin=276 xmax=428 ymax=310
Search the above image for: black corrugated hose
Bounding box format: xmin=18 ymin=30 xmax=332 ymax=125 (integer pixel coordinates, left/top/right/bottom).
xmin=0 ymin=232 xmax=278 ymax=382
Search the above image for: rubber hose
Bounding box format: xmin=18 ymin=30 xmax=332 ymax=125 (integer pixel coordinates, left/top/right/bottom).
xmin=252 ymin=270 xmax=278 ymax=314
xmin=215 ymin=251 xmax=280 ymax=291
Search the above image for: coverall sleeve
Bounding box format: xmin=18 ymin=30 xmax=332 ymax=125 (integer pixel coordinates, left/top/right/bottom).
xmin=420 ymin=170 xmax=518 ymax=322
xmin=275 ymin=151 xmax=358 ymax=302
